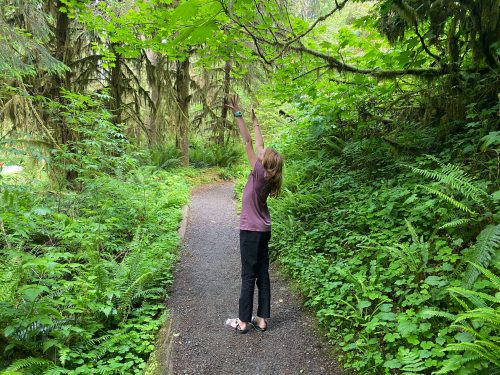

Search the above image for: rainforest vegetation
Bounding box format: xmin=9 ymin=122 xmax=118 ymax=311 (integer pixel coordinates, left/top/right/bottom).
xmin=1 ymin=0 xmax=499 ymax=373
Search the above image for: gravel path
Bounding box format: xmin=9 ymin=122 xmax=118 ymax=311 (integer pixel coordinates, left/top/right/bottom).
xmin=167 ymin=183 xmax=342 ymax=375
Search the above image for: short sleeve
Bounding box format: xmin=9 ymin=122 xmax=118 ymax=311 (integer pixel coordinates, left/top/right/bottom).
xmin=253 ymin=160 xmax=267 ymax=181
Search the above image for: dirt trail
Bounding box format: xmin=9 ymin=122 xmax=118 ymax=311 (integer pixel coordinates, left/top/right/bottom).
xmin=167 ymin=183 xmax=342 ymax=375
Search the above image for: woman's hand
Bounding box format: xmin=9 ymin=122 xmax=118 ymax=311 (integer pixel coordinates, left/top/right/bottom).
xmin=226 ymin=95 xmax=240 ymax=112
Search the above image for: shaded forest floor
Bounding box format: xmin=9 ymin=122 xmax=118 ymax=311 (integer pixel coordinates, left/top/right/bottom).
xmin=165 ymin=183 xmax=342 ymax=374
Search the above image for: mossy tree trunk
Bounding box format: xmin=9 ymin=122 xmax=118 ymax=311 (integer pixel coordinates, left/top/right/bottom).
xmin=175 ymin=57 xmax=191 ymax=166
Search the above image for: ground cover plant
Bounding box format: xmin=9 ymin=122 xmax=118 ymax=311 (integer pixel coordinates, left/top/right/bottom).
xmin=0 ymin=93 xmax=190 ymax=373
xmin=262 ymin=81 xmax=499 ymax=374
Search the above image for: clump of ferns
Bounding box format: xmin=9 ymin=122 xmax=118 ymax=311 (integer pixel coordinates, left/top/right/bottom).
xmin=420 ymin=263 xmax=499 ymax=374
xmin=404 ymin=155 xmax=498 ymax=288
xmin=407 ymin=155 xmax=490 ymax=224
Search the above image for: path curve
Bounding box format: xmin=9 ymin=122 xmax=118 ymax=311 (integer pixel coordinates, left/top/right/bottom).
xmin=167 ymin=183 xmax=342 ymax=375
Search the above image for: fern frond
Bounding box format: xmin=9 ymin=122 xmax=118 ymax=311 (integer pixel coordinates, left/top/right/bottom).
xmin=467 ymin=261 xmax=500 ymax=290
xmin=462 ymin=225 xmax=500 ymax=288
xmin=439 ymin=218 xmax=471 ymax=229
xmin=453 ymin=308 xmax=500 ymax=326
xmin=84 ymin=334 xmax=113 ymax=348
xmin=445 ymin=342 xmax=500 ymax=366
xmin=6 ymin=357 xmax=55 ymax=371
xmin=335 ymin=267 xmax=366 ymax=294
xmin=440 ymin=163 xmax=487 ymax=205
xmin=404 ymin=218 xmax=419 ymax=243
xmin=45 ymin=367 xmax=70 ymax=375
xmin=449 ymin=293 xmax=471 ymax=311
xmin=410 ymin=159 xmax=487 ymax=205
xmin=418 ymin=185 xmax=475 ymax=214
xmin=385 ymin=243 xmax=420 ymax=272
xmin=131 ymin=287 xmax=164 ymax=302
xmin=450 ymin=322 xmax=487 ymax=341
xmin=419 ymin=308 xmax=456 ymax=320
xmin=121 ymin=271 xmax=154 ymax=305
xmin=447 ymin=287 xmax=493 ymax=308
xmin=434 ymin=353 xmax=483 ymax=374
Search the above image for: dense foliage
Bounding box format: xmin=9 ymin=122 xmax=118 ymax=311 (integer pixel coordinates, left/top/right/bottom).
xmin=261 ymin=45 xmax=499 ymax=375
xmin=0 ymin=93 xmax=190 ymax=373
xmin=1 ymin=0 xmax=499 ymax=373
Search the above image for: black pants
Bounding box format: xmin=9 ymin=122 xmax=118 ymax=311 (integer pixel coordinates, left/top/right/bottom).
xmin=239 ymin=230 xmax=271 ymax=322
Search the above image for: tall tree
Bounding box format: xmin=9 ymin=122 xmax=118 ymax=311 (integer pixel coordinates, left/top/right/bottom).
xmin=174 ymin=57 xmax=191 ymax=166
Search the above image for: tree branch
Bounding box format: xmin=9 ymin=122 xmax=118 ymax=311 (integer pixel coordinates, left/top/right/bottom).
xmin=292 ymin=64 xmax=330 ymax=81
xmin=414 ymin=23 xmax=441 ymax=62
xmin=290 ymin=44 xmax=449 ymax=78
xmin=268 ymin=0 xmax=348 ymax=62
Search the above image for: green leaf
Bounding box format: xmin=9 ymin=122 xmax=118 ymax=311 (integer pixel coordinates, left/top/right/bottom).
xmin=383 ymin=358 xmax=402 ymax=369
xmin=424 ymin=275 xmax=448 ymax=287
xmin=20 ymin=285 xmax=49 ymax=301
xmin=397 ymin=320 xmax=418 ymax=337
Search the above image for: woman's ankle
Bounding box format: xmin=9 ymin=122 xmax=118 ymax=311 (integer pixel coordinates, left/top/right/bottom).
xmin=255 ymin=316 xmax=267 ymax=327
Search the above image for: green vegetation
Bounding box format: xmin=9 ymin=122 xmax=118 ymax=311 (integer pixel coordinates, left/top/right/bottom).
xmin=1 ymin=0 xmax=499 ymax=373
xmin=0 ymin=92 xmax=191 ymax=373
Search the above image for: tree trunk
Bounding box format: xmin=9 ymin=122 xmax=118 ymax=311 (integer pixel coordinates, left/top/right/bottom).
xmin=218 ymin=59 xmax=232 ymax=146
xmin=175 ymin=57 xmax=191 ymax=166
xmin=51 ymin=0 xmax=78 ymax=183
xmin=145 ymin=50 xmax=165 ymax=146
xmin=109 ymin=45 xmax=123 ymax=125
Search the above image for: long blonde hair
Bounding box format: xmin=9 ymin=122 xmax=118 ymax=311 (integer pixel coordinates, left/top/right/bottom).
xmin=262 ymin=148 xmax=283 ymax=197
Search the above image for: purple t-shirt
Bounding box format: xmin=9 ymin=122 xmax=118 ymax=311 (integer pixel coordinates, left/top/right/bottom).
xmin=240 ymin=160 xmax=271 ymax=232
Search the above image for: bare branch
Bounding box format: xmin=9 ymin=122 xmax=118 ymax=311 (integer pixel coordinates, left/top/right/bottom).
xmin=414 ymin=23 xmax=441 ymax=62
xmin=292 ymin=64 xmax=330 ymax=81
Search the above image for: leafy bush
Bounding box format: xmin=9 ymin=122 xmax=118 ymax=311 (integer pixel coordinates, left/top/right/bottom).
xmin=0 ymin=164 xmax=189 ymax=372
xmin=189 ymin=139 xmax=243 ymax=168
xmin=254 ymin=90 xmax=499 ymax=374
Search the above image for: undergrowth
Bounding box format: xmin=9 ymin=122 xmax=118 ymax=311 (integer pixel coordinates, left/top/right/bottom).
xmin=250 ymin=86 xmax=499 ymax=374
xmin=0 ymin=169 xmax=189 ymax=374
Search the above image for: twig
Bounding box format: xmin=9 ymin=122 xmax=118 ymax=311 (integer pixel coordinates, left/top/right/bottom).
xmin=292 ymin=64 xmax=330 ymax=81
xmin=414 ymin=23 xmax=441 ymax=62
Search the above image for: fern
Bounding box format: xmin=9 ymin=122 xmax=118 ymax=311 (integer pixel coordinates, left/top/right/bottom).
xmin=409 ymin=157 xmax=487 ymax=205
xmin=397 ymin=349 xmax=429 ymax=374
xmin=435 ymin=353 xmax=483 ymax=374
xmin=448 ymin=288 xmax=489 ymax=309
xmin=447 ymin=287 xmax=498 ymax=305
xmin=404 ymin=218 xmax=419 ymax=244
xmin=445 ymin=342 xmax=500 ymax=366
xmin=437 ymin=262 xmax=500 ymax=373
xmin=439 ymin=218 xmax=471 ymax=229
xmin=469 ymin=262 xmax=500 ymax=290
xmin=462 ymin=225 xmax=500 ymax=288
xmin=419 ymin=308 xmax=456 ymax=320
xmin=453 ymin=308 xmax=500 ymax=326
xmin=6 ymin=357 xmax=55 ymax=372
xmin=418 ymin=184 xmax=475 ymax=214
xmin=385 ymin=242 xmax=424 ymax=272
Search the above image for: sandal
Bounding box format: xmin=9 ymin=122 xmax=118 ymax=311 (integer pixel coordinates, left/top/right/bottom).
xmin=224 ymin=318 xmax=250 ymax=334
xmin=251 ymin=316 xmax=267 ymax=332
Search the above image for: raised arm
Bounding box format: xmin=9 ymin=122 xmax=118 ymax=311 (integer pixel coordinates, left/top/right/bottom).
xmin=227 ymin=95 xmax=257 ymax=168
xmin=252 ymin=109 xmax=265 ymax=160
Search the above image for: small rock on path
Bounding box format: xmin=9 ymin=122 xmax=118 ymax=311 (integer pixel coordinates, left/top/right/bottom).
xmin=167 ymin=183 xmax=342 ymax=375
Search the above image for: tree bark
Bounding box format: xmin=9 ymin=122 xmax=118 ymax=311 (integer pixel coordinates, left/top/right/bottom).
xmin=175 ymin=57 xmax=191 ymax=166
xmin=146 ymin=50 xmax=161 ymax=146
xmin=218 ymin=59 xmax=232 ymax=146
xmin=51 ymin=0 xmax=78 ymax=183
xmin=109 ymin=45 xmax=123 ymax=125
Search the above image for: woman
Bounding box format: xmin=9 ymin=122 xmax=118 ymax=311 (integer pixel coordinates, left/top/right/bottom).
xmin=224 ymin=95 xmax=283 ymax=334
